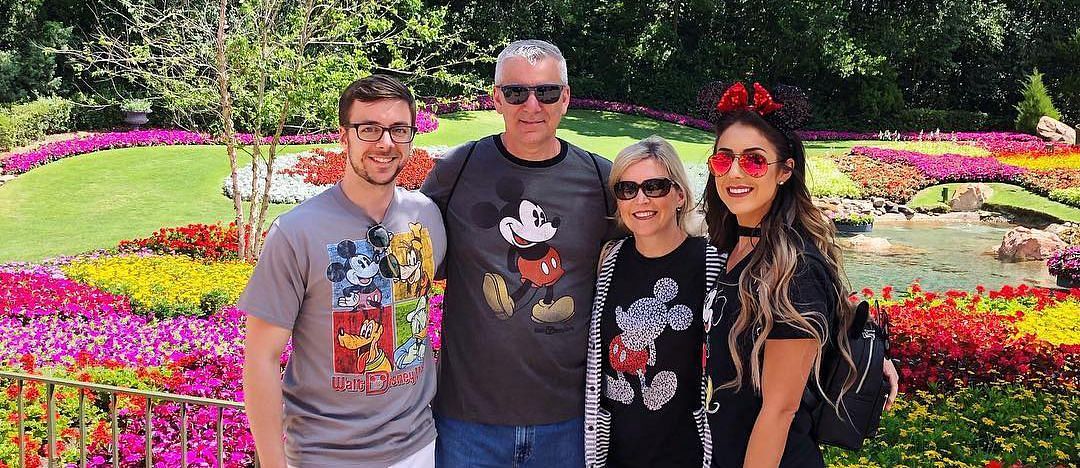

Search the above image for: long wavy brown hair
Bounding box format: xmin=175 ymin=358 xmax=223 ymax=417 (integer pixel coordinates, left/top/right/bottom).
xmin=702 ymin=110 xmax=857 ymax=409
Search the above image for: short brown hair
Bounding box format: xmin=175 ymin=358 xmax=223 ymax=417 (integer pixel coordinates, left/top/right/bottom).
xmin=337 ymin=74 xmax=416 ymax=127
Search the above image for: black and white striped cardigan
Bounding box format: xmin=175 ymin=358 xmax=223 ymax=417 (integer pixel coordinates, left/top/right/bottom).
xmin=584 ymin=236 xmax=723 ymax=468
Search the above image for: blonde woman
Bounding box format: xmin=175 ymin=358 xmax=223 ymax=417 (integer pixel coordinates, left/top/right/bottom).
xmin=585 ymin=136 xmax=719 ymax=468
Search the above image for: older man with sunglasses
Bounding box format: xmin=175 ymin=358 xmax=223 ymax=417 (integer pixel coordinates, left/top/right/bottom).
xmin=421 ymin=40 xmax=616 ymax=467
xmin=242 ymin=74 xmax=446 ymax=468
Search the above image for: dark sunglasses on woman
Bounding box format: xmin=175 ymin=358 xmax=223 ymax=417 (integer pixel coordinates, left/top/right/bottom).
xmin=613 ymin=178 xmax=677 ymax=200
xmin=708 ymin=150 xmax=785 ymax=178
xmin=496 ymin=84 xmax=565 ymax=105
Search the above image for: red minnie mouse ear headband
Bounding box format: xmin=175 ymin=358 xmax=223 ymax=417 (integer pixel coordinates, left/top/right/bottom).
xmin=697 ymin=80 xmax=811 ymax=130
xmin=715 ymin=82 xmax=783 ymax=116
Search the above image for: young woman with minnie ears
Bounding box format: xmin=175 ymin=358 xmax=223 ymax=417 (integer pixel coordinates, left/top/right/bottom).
xmin=698 ymin=82 xmax=899 ymax=467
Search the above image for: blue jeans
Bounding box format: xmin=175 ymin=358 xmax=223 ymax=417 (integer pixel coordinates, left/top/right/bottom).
xmin=434 ymin=413 xmax=585 ymax=468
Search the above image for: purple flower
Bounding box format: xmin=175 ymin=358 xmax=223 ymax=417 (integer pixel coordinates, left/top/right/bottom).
xmin=851 ymin=147 xmax=1027 ymax=182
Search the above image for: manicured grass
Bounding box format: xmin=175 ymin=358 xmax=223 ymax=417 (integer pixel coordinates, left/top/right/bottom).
xmin=0 ymin=110 xmax=715 ymax=262
xmin=0 ymin=145 xmax=310 ymax=262
xmin=909 ymin=183 xmax=1080 ymax=223
xmin=420 ymin=109 xmax=716 ymax=161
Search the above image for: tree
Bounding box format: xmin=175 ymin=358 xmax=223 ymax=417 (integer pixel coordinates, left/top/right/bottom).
xmin=1014 ymin=68 xmax=1061 ymax=134
xmin=61 ymin=0 xmax=486 ymax=260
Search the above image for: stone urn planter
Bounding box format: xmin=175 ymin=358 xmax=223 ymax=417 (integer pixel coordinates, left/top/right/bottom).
xmin=836 ymin=222 xmax=873 ymax=233
xmin=120 ymin=99 xmax=153 ymax=129
xmin=832 ymin=213 xmax=875 ymax=233
xmin=1057 ymin=274 xmax=1080 ymax=289
xmin=1047 ymin=246 xmax=1080 ymax=289
xmin=123 ymin=110 xmax=150 ymax=128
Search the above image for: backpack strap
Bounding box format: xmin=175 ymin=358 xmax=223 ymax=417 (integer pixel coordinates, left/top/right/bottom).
xmin=586 ymin=151 xmax=614 ymax=219
xmin=444 ymin=140 xmax=479 ymax=210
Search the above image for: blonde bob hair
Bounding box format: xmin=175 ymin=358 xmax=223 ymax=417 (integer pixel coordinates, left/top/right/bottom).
xmin=608 ymin=135 xmax=695 ymax=231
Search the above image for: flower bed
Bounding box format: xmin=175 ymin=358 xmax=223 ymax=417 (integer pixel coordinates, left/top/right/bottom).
xmin=3 ymin=247 xmax=1078 ymax=467
xmin=843 ymin=144 xmax=1080 ymax=207
xmin=833 ymin=152 xmax=934 ymax=202
xmin=61 ymin=256 xmax=252 ymax=319
xmin=872 ymin=283 xmax=1079 ymax=393
xmin=0 ymin=109 xmax=438 ymax=176
xmin=117 ymin=222 xmax=257 ymax=261
xmin=824 ymin=385 xmax=1078 ymax=467
xmin=223 ymin=146 xmax=445 ymax=204
xmin=852 ymin=147 xmax=1026 ymax=182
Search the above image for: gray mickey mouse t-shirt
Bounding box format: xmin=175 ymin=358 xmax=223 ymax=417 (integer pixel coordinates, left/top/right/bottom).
xmin=238 ymin=183 xmax=446 ymax=467
xmin=421 ymin=134 xmax=615 ymax=425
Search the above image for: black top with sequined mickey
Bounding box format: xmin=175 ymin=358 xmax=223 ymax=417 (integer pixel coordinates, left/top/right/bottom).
xmin=600 ymin=236 xmax=706 ymax=468
xmin=704 ymin=242 xmax=838 ymax=468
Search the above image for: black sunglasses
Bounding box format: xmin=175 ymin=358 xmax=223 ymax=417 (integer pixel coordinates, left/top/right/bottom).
xmin=368 ymin=224 xmax=401 ymax=278
xmin=496 ymin=84 xmax=565 ymax=105
xmin=613 ymin=178 xmax=677 ymax=200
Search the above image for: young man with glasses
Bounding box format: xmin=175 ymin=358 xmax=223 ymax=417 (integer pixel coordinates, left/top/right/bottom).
xmin=242 ymin=74 xmax=446 ymax=468
xmin=420 ymin=39 xmax=615 ymax=467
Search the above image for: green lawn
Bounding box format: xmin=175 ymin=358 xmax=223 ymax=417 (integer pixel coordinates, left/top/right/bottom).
xmin=420 ymin=109 xmax=715 ymax=161
xmin=909 ymin=183 xmax=1080 ymax=223
xmin=2 ymin=110 xmax=1072 ymax=262
xmin=0 ymin=145 xmax=310 ymax=262
xmin=0 ymin=110 xmax=715 ymax=262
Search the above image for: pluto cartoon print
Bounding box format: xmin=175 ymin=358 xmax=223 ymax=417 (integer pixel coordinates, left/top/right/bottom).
xmin=326 ymin=222 xmax=437 ymax=393
xmin=472 ymin=178 xmax=575 ymax=324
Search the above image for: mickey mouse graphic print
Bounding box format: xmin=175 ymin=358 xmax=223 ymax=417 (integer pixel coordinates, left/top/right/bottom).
xmin=598 ymin=236 xmax=707 ymax=467
xmin=326 ymin=220 xmax=437 ymax=385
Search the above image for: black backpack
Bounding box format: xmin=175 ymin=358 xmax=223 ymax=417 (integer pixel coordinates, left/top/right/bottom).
xmin=804 ymin=300 xmax=890 ymax=450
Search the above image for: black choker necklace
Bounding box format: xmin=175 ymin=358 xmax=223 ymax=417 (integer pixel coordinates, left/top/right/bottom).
xmin=737 ymin=225 xmax=762 ymax=237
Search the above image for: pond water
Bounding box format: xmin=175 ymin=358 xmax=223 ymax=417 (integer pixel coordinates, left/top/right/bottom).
xmin=841 ymin=222 xmax=1057 ymax=292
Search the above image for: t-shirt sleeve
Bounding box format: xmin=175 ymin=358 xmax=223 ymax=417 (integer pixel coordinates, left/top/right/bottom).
xmin=236 ymin=219 xmax=305 ymax=330
xmin=767 ymin=256 xmax=836 ymax=341
xmin=420 ymin=141 xmax=474 ymax=214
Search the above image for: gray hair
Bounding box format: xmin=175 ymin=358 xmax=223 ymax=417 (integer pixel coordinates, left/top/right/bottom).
xmin=495 ymin=40 xmax=568 ymax=85
xmin=609 ymin=135 xmax=696 ymax=231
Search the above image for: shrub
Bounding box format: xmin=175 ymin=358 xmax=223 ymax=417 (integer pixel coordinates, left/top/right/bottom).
xmin=824 ymin=385 xmax=1079 ymax=467
xmin=1015 ymin=69 xmax=1062 ymax=134
xmin=0 ymin=97 xmax=74 ymax=150
xmin=890 ymin=108 xmax=991 ymax=132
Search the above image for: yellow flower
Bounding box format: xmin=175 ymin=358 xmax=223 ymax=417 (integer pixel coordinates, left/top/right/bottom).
xmin=62 ymin=255 xmax=253 ymax=317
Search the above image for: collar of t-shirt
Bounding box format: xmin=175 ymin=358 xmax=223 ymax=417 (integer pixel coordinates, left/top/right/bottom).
xmin=329 ymin=182 xmax=400 ymax=223
xmin=492 ymin=133 xmax=569 ymax=168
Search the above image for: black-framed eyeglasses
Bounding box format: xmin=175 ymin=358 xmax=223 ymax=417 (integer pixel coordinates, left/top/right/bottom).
xmin=367 ymin=224 xmax=401 ymax=278
xmin=350 ymin=123 xmax=418 ymax=143
xmin=613 ymin=178 xmax=677 ymax=200
xmin=495 ymin=84 xmax=565 ymax=105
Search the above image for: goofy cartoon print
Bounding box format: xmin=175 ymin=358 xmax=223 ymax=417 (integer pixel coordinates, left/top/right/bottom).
xmin=472 ymin=177 xmax=574 ymax=324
